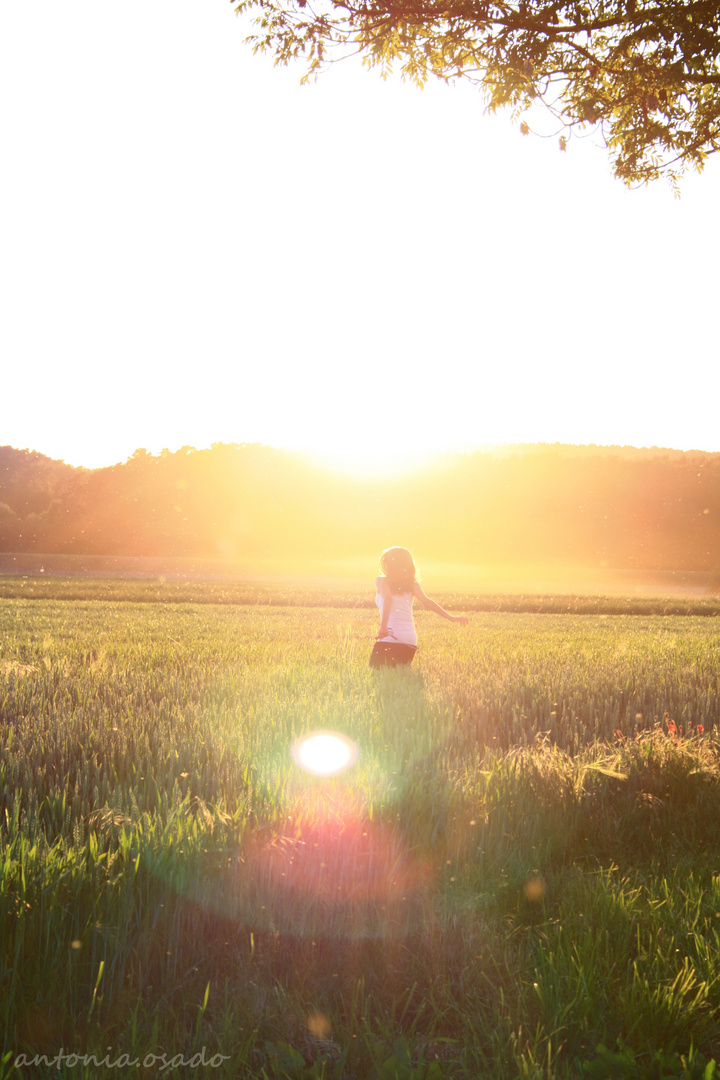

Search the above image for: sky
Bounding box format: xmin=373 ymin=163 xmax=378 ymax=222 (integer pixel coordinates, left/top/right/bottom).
xmin=1 ymin=0 xmax=719 ymax=474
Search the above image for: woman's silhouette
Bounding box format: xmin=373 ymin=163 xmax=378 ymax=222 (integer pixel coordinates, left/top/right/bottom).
xmin=369 ymin=547 xmax=468 ymax=669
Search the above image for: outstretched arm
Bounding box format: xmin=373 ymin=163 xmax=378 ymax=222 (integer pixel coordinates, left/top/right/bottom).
xmin=413 ymin=581 xmax=468 ymax=626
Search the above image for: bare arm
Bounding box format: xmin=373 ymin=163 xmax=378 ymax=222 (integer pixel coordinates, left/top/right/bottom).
xmin=413 ymin=581 xmax=469 ymax=626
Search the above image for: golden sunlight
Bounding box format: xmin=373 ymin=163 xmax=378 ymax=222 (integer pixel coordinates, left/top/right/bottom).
xmin=292 ymin=731 xmax=359 ymax=776
xmin=303 ymin=442 xmax=439 ymax=480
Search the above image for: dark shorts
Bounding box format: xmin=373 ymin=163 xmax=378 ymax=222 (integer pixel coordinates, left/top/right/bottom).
xmin=369 ymin=642 xmax=417 ymax=669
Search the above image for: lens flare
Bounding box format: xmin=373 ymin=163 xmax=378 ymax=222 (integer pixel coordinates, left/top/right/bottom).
xmin=292 ymin=731 xmax=358 ymax=776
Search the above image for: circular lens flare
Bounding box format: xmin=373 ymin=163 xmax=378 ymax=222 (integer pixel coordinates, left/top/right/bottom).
xmin=292 ymin=731 xmax=358 ymax=776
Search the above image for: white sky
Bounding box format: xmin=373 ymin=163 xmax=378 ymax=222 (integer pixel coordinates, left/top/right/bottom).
xmin=1 ymin=0 xmax=718 ymax=472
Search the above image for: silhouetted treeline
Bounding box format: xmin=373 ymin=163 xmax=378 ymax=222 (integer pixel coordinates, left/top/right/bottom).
xmin=1 ymin=442 xmax=719 ymax=570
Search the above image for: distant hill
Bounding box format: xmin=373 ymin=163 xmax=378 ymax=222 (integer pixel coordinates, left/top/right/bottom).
xmin=0 ymin=442 xmax=718 ymax=573
xmin=0 ymin=447 xmax=81 ymax=550
xmin=0 ymin=446 xmax=79 ymax=513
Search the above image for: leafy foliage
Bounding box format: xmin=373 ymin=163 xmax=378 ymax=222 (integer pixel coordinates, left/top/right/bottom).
xmin=2 ymin=441 xmax=720 ymax=574
xmin=232 ymin=0 xmax=720 ymax=185
xmin=581 ymin=1039 xmax=717 ymax=1079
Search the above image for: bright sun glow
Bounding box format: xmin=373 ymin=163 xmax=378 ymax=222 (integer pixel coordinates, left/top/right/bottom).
xmin=292 ymin=732 xmax=358 ymax=776
xmin=303 ymin=443 xmax=440 ymax=479
xmin=3 ymin=7 xmax=719 ymax=468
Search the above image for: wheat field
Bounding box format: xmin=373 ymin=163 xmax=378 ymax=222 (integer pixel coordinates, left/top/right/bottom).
xmin=1 ymin=593 xmax=719 ymax=1078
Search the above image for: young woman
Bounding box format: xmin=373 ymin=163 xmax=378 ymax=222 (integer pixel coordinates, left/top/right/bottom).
xmin=369 ymin=547 xmax=468 ymax=669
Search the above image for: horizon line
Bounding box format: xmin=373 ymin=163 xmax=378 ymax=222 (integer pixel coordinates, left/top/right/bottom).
xmin=3 ymin=438 xmax=720 ymax=472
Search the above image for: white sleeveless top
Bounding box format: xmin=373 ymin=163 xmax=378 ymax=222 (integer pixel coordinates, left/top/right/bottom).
xmin=375 ymin=584 xmax=417 ymax=646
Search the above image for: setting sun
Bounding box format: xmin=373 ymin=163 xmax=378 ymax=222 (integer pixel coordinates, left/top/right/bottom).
xmin=303 ymin=441 xmax=440 ymax=479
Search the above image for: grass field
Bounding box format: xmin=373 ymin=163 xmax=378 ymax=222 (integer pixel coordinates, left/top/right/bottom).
xmin=1 ymin=589 xmax=720 ymax=1078
xmin=2 ymin=575 xmax=720 ymax=617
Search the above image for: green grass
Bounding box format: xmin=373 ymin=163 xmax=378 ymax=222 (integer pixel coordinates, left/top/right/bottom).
xmin=1 ymin=595 xmax=719 ymax=1078
xmin=1 ymin=575 xmax=720 ymax=616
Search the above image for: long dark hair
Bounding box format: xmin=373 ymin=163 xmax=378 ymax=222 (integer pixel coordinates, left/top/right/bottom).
xmin=379 ymin=547 xmax=417 ymax=594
